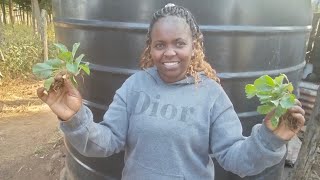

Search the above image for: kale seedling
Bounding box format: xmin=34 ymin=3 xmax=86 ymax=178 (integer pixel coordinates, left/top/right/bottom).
xmin=245 ymin=74 xmax=296 ymax=128
xmin=32 ymin=42 xmax=90 ymax=91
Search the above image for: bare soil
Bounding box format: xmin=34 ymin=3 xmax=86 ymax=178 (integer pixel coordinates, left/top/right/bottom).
xmin=0 ymin=79 xmax=66 ymax=180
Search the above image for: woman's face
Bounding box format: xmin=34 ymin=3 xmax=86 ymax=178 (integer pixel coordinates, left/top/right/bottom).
xmin=150 ymin=16 xmax=193 ymax=83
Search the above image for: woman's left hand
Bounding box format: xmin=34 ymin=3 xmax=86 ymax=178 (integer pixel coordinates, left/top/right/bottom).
xmin=264 ymin=99 xmax=305 ymax=141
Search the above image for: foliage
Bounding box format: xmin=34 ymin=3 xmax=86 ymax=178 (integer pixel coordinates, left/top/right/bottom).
xmin=245 ymin=74 xmax=296 ymax=127
xmin=0 ymin=0 xmax=52 ymax=13
xmin=0 ymin=24 xmax=56 ymax=80
xmin=32 ymin=42 xmax=90 ymax=91
xmin=11 ymin=0 xmax=52 ymax=13
xmin=39 ymin=0 xmax=52 ymax=14
xmin=312 ymin=0 xmax=320 ymax=13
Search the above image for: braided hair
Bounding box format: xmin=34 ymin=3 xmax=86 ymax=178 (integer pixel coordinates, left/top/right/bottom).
xmin=139 ymin=4 xmax=220 ymax=83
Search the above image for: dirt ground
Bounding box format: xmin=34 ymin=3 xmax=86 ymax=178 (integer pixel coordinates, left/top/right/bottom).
xmin=0 ymin=79 xmax=66 ymax=180
xmin=1 ymin=79 xmax=320 ymax=180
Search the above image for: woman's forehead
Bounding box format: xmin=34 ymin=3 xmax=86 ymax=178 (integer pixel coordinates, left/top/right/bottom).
xmin=151 ymin=16 xmax=192 ymax=39
xmin=154 ymin=16 xmax=188 ymax=27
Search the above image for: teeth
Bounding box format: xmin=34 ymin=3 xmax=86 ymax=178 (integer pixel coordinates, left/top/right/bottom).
xmin=163 ymin=62 xmax=179 ymax=66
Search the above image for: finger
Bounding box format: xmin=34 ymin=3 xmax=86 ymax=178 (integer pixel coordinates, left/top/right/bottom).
xmin=288 ymin=106 xmax=305 ymax=116
xmin=294 ymin=99 xmax=302 ymax=107
xmin=265 ymin=109 xmax=276 ymax=121
xmin=291 ymin=113 xmax=305 ymax=127
xmin=37 ymin=87 xmax=48 ymax=103
xmin=264 ymin=119 xmax=273 ymax=131
xmin=264 ymin=109 xmax=277 ymax=131
xmin=64 ymin=77 xmax=81 ymax=97
xmin=63 ymin=77 xmax=74 ymax=90
xmin=54 ymin=74 xmax=62 ymax=80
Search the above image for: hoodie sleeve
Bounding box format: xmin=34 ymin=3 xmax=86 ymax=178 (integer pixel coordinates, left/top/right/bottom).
xmin=59 ymin=79 xmax=130 ymax=158
xmin=209 ymin=89 xmax=287 ymax=178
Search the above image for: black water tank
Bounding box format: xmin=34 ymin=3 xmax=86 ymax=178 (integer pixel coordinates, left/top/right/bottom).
xmin=52 ymin=0 xmax=312 ymax=179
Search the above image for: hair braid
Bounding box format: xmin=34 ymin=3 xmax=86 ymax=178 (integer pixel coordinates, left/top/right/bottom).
xmin=140 ymin=4 xmax=220 ymax=83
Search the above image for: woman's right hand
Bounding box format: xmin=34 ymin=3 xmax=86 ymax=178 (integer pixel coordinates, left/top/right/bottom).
xmin=37 ymin=74 xmax=83 ymax=121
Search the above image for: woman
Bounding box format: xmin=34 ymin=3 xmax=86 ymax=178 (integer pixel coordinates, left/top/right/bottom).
xmin=37 ymin=4 xmax=305 ymax=180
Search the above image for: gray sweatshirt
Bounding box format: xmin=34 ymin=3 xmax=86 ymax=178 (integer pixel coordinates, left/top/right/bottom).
xmin=60 ymin=67 xmax=287 ymax=180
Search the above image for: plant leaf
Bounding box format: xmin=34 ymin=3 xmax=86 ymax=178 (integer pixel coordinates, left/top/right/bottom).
xmin=54 ymin=43 xmax=68 ymax=53
xmin=256 ymin=93 xmax=272 ymax=104
xmin=32 ymin=63 xmax=53 ymax=79
xmin=245 ymin=84 xmax=257 ymax=98
xmin=44 ymin=77 xmax=54 ymax=91
xmin=66 ymin=63 xmax=78 ymax=75
xmin=257 ymin=104 xmax=275 ymax=114
xmin=271 ymin=115 xmax=279 ymax=127
xmin=254 ymin=75 xmax=275 ymax=91
xmin=245 ymin=73 xmax=295 ymax=128
xmin=275 ymin=106 xmax=287 ymax=118
xmin=72 ymin=42 xmax=80 ymax=58
xmin=270 ymin=99 xmax=280 ymax=106
xmin=285 ymin=83 xmax=294 ymax=93
xmin=75 ymin=54 xmax=85 ymax=65
xmin=280 ymin=94 xmax=296 ymax=109
xmin=80 ymin=64 xmax=90 ymax=75
xmin=58 ymin=52 xmax=73 ymax=63
xmin=257 ymin=93 xmax=272 ymax=100
xmin=274 ymin=75 xmax=284 ymax=85
xmin=44 ymin=59 xmax=64 ymax=68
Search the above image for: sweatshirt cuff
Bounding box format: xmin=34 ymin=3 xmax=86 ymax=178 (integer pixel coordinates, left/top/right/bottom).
xmin=59 ymin=104 xmax=90 ymax=132
xmin=258 ymin=123 xmax=288 ymax=151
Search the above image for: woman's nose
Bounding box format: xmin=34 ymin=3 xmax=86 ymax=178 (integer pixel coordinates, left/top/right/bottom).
xmin=164 ymin=48 xmax=176 ymax=57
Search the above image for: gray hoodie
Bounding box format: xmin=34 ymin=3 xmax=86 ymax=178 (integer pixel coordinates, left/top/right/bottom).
xmin=60 ymin=67 xmax=287 ymax=180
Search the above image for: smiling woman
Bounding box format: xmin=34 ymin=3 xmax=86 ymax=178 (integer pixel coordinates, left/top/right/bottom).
xmin=140 ymin=7 xmax=219 ymax=84
xmin=149 ymin=16 xmax=194 ymax=83
xmin=49 ymin=1 xmax=311 ymax=180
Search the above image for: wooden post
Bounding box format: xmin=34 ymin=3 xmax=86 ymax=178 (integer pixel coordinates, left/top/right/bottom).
xmin=41 ymin=9 xmax=48 ymax=61
xmin=288 ymin=86 xmax=320 ymax=180
xmin=31 ymin=0 xmax=41 ymax=36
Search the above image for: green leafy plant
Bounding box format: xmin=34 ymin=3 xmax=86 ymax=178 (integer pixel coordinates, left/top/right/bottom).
xmin=245 ymin=74 xmax=296 ymax=128
xmin=32 ymin=42 xmax=90 ymax=91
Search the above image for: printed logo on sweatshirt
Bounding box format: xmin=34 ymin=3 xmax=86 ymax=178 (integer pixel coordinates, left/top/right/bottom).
xmin=131 ymin=91 xmax=195 ymax=122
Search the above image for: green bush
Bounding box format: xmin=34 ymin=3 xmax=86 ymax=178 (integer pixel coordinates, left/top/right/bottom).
xmin=0 ymin=24 xmax=57 ymax=80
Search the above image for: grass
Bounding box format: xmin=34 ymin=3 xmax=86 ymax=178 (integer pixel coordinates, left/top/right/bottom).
xmin=0 ymin=24 xmax=57 ymax=81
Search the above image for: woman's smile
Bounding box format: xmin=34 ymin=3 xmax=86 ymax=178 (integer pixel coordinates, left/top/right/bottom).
xmin=162 ymin=61 xmax=180 ymax=69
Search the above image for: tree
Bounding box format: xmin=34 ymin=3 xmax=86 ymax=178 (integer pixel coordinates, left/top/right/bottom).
xmin=5 ymin=0 xmax=53 ymax=25
xmin=1 ymin=0 xmax=7 ymax=24
xmin=8 ymin=0 xmax=14 ymax=24
xmin=288 ymin=86 xmax=320 ymax=180
xmin=31 ymin=0 xmax=40 ymax=34
xmin=15 ymin=0 xmax=32 ymax=25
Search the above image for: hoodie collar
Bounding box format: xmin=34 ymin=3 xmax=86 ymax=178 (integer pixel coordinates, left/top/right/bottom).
xmin=144 ymin=67 xmax=204 ymax=85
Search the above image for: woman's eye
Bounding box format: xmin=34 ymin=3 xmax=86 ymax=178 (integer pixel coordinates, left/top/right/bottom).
xmin=176 ymin=42 xmax=186 ymax=47
xmin=155 ymin=44 xmax=164 ymax=49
